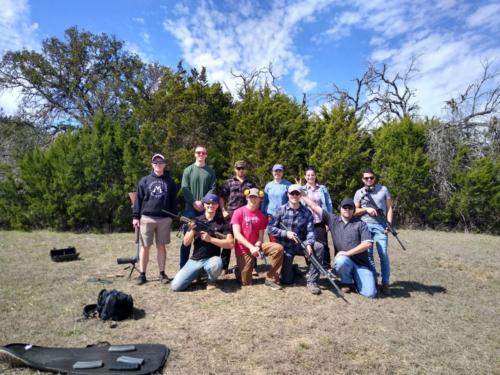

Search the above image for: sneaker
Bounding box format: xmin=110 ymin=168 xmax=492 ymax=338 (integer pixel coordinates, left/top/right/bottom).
xmin=136 ymin=274 xmax=147 ymax=285
xmin=307 ymin=283 xmax=321 ymax=295
xmin=206 ymin=281 xmax=217 ymax=290
xmin=264 ymin=279 xmax=282 ymax=290
xmin=340 ymin=285 xmax=353 ymax=294
xmin=159 ymin=273 xmax=170 ymax=284
xmin=380 ymin=284 xmax=391 ymax=296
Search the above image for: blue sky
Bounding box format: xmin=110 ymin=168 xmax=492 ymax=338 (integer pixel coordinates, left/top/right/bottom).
xmin=1 ymin=0 xmax=499 ymax=120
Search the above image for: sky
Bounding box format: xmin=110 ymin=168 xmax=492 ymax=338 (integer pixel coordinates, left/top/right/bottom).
xmin=0 ymin=0 xmax=499 ymax=120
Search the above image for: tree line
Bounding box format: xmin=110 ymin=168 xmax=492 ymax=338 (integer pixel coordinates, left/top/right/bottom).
xmin=0 ymin=27 xmax=498 ymax=234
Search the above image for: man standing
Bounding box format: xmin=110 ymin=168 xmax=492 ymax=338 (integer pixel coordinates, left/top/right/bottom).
xmin=231 ymin=188 xmax=283 ymax=289
xmin=219 ymin=160 xmax=256 ymax=273
xmin=354 ymin=168 xmax=393 ymax=295
xmin=268 ymin=184 xmax=324 ymax=295
xmin=301 ymin=195 xmax=377 ymax=298
xmin=171 ymin=193 xmax=234 ymax=291
xmin=179 ymin=145 xmax=217 ymax=268
xmin=132 ymin=153 xmax=178 ymax=285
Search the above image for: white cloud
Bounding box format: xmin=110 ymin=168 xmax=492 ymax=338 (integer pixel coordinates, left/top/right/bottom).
xmin=140 ymin=31 xmax=150 ymax=45
xmin=132 ymin=17 xmax=145 ymax=24
xmin=0 ymin=0 xmax=39 ymax=115
xmin=163 ymin=0 xmax=336 ymax=94
xmin=467 ymin=3 xmax=500 ymax=30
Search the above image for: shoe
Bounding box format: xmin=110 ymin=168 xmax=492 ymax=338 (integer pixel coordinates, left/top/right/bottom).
xmin=159 ymin=274 xmax=170 ymax=284
xmin=252 ymin=269 xmax=259 ymax=277
xmin=206 ymin=281 xmax=217 ymax=290
xmin=307 ymin=283 xmax=321 ymax=295
xmin=380 ymin=284 xmax=390 ymax=295
xmin=136 ymin=275 xmax=147 ymax=285
xmin=340 ymin=284 xmax=353 ymax=293
xmin=264 ymin=279 xmax=282 ymax=290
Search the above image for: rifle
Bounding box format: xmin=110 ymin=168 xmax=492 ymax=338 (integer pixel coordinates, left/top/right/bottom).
xmin=116 ymin=226 xmax=141 ymax=278
xmin=162 ymin=210 xmax=226 ymax=239
xmin=278 ymin=222 xmax=347 ymax=302
xmin=361 ymin=189 xmax=407 ymax=251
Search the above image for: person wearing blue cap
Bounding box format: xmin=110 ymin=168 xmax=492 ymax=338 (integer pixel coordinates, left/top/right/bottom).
xmin=171 ymin=193 xmax=234 ymax=291
xmin=261 ymin=164 xmax=291 ymax=241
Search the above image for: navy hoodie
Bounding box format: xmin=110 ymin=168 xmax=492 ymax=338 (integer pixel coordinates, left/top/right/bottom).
xmin=132 ymin=171 xmax=178 ymax=219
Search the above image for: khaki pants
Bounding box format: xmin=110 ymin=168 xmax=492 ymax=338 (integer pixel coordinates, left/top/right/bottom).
xmin=236 ymin=242 xmax=284 ymax=285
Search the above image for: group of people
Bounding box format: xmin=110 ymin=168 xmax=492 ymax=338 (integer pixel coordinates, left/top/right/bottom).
xmin=132 ymin=146 xmax=394 ymax=298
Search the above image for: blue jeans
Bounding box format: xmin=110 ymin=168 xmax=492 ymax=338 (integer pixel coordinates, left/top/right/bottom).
xmin=335 ymin=255 xmax=377 ymax=298
xmin=171 ymin=256 xmax=223 ymax=291
xmin=281 ymin=241 xmax=324 ymax=285
xmin=367 ymin=223 xmax=390 ymax=285
xmin=179 ymin=208 xmax=199 ymax=268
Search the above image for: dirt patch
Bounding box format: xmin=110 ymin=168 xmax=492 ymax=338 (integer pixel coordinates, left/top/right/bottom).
xmin=0 ymin=229 xmax=498 ymax=374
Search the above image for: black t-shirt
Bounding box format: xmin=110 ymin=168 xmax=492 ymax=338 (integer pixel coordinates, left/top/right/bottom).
xmin=321 ymin=210 xmax=373 ymax=268
xmin=191 ymin=215 xmax=231 ymax=260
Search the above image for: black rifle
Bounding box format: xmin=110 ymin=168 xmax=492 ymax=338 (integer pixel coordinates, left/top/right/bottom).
xmin=162 ymin=210 xmax=226 ymax=239
xmin=279 ymin=222 xmax=347 ymax=302
xmin=116 ymin=226 xmax=141 ymax=278
xmin=361 ymin=189 xmax=407 ymax=251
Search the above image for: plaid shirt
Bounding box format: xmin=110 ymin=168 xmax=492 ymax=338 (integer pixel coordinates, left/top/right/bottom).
xmin=268 ymin=203 xmax=315 ymax=251
xmin=220 ymin=177 xmax=256 ymax=215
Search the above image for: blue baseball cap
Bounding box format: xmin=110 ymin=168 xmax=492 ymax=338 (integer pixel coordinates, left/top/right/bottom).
xmin=272 ymin=164 xmax=284 ymax=172
xmin=202 ymin=193 xmax=219 ymax=204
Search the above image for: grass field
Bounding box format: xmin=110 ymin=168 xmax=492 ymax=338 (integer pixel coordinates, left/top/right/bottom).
xmin=0 ymin=229 xmax=499 ymax=374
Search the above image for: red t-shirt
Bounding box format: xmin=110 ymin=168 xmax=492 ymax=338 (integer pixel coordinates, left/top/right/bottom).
xmin=230 ymin=206 xmax=268 ymax=256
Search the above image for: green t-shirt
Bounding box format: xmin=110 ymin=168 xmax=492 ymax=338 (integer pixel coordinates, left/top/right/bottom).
xmin=181 ymin=163 xmax=217 ymax=209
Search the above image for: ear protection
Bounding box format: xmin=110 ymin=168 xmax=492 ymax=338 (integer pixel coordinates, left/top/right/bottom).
xmin=243 ymin=189 xmax=265 ymax=198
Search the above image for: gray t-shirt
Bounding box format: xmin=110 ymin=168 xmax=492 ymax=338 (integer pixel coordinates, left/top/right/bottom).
xmin=353 ymin=184 xmax=392 ymax=224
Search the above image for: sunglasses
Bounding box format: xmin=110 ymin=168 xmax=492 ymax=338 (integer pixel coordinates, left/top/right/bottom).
xmin=363 ymin=176 xmax=375 ymax=180
xmin=235 ymin=167 xmax=245 ymax=170
xmin=195 ymin=151 xmax=207 ymax=155
xmin=152 ymin=161 xmax=165 ymax=165
xmin=289 ymin=191 xmax=301 ymax=196
xmin=342 ymin=205 xmax=354 ymax=210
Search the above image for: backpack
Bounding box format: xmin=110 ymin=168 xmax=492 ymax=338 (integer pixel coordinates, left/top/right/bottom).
xmin=83 ymin=289 xmax=134 ymax=321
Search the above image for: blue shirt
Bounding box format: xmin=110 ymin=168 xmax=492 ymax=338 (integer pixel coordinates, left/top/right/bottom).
xmin=268 ymin=203 xmax=315 ymax=252
xmin=261 ymin=179 xmax=292 ymax=215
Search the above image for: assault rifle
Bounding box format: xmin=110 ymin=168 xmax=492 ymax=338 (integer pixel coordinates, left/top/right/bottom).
xmin=162 ymin=210 xmax=226 ymax=239
xmin=361 ymin=189 xmax=407 ymax=251
xmin=279 ymin=223 xmax=347 ymax=302
xmin=116 ymin=226 xmax=141 ymax=278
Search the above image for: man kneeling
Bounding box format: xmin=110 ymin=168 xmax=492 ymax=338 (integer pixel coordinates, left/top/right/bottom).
xmin=231 ymin=188 xmax=284 ymax=290
xmin=171 ymin=194 xmax=234 ymax=291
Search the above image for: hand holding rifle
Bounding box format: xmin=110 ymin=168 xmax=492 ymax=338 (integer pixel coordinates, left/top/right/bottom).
xmin=162 ymin=209 xmax=226 ymax=239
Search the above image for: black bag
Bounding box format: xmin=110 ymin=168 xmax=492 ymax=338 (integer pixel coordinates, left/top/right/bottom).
xmin=95 ymin=289 xmax=134 ymax=321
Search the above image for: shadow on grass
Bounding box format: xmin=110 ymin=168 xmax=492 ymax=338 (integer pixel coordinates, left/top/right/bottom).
xmin=384 ymin=280 xmax=447 ymax=298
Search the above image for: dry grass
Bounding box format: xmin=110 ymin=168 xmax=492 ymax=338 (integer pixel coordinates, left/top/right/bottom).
xmin=0 ymin=229 xmax=499 ymax=374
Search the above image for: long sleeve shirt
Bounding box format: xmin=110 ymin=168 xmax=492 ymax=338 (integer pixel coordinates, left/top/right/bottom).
xmin=268 ymin=203 xmax=315 ymax=252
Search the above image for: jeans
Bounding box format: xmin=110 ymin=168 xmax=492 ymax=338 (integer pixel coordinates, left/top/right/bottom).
xmin=314 ymin=223 xmax=330 ymax=268
xmin=179 ymin=207 xmax=199 ymax=268
xmin=367 ymin=223 xmax=390 ymax=285
xmin=281 ymin=241 xmax=324 ymax=285
xmin=171 ymin=256 xmax=223 ymax=291
xmin=335 ymin=255 xmax=377 ymax=298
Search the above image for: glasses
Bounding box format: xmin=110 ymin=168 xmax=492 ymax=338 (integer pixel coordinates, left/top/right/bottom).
xmin=363 ymin=176 xmax=375 ymax=180
xmin=235 ymin=167 xmax=245 ymax=170
xmin=204 ymin=202 xmax=218 ymax=206
xmin=289 ymin=191 xmax=301 ymax=196
xmin=342 ymin=205 xmax=354 ymax=210
xmin=195 ymin=151 xmax=207 ymax=155
xmin=152 ymin=161 xmax=165 ymax=165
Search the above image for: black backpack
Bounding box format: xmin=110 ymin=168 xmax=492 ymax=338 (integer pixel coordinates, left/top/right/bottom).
xmin=83 ymin=289 xmax=134 ymax=321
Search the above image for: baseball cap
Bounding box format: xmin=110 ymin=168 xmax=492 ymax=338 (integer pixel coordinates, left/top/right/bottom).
xmin=234 ymin=160 xmax=246 ymax=168
xmin=247 ymin=188 xmax=260 ymax=197
xmin=272 ymin=164 xmax=284 ymax=172
xmin=151 ymin=153 xmax=165 ymax=162
xmin=202 ymin=193 xmax=219 ymax=204
xmin=340 ymin=198 xmax=355 ymax=208
xmin=288 ymin=184 xmax=302 ymax=194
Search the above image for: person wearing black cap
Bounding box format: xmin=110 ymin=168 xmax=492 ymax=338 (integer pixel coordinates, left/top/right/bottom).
xmin=300 ymin=194 xmax=377 ymax=298
xmin=219 ymin=160 xmax=256 ymax=273
xmin=171 ymin=193 xmax=234 ymax=291
xmin=132 ymin=153 xmax=178 ymax=285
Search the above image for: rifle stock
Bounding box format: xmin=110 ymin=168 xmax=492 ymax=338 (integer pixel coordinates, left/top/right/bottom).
xmin=278 ymin=222 xmax=347 ymax=302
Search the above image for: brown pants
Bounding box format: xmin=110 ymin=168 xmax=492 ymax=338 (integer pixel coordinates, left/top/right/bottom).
xmin=236 ymin=242 xmax=284 ymax=285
